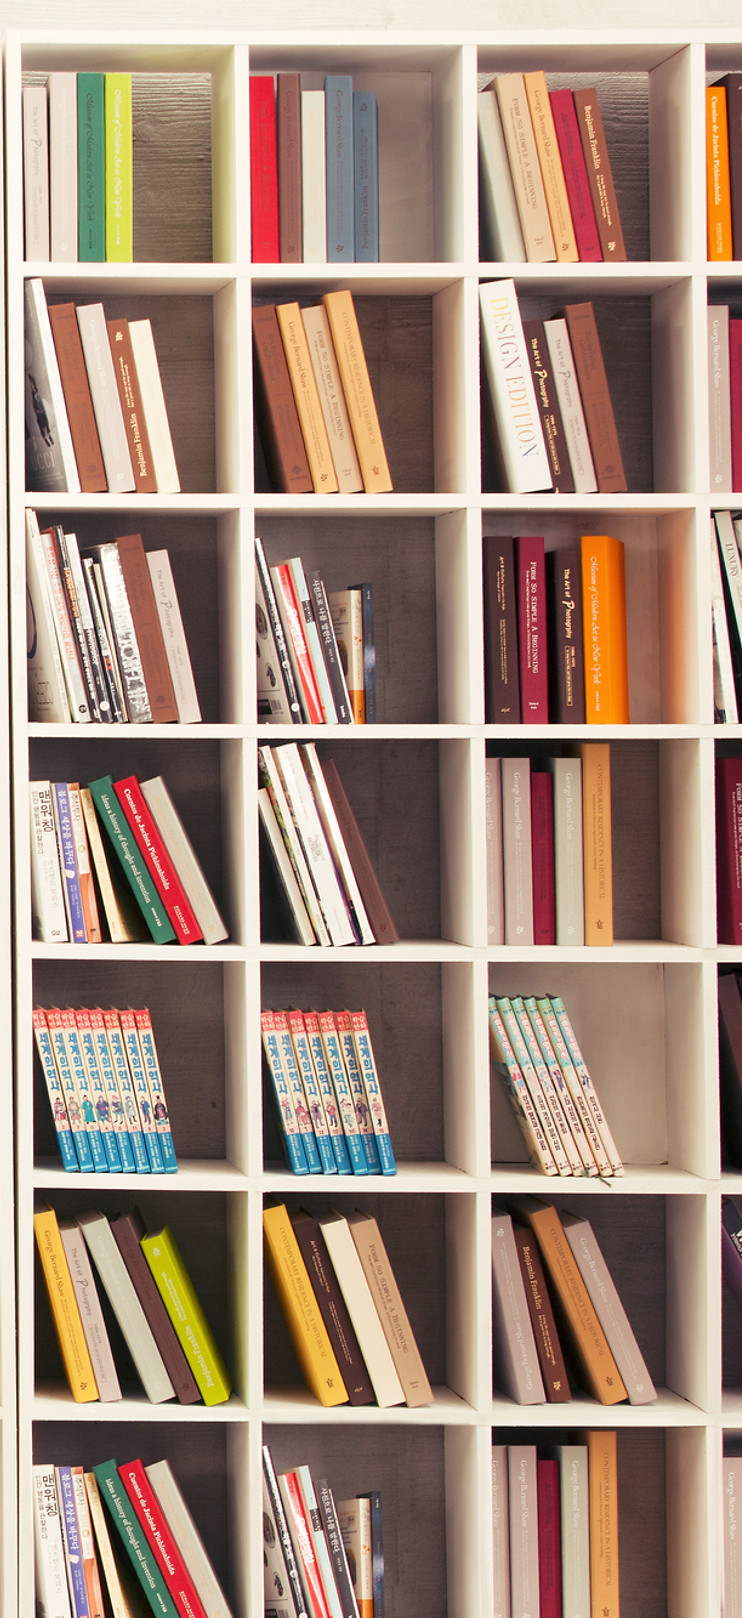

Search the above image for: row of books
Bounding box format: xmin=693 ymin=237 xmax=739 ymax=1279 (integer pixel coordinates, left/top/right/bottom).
xmin=488 ymin=994 xmax=622 ymax=1182
xmin=35 ymin=1202 xmax=230 ymax=1407
xmin=34 ymin=1004 xmax=174 ymax=1175
xmin=491 ymin=1197 xmax=655 ymax=1407
xmin=25 ymin=278 xmax=179 ymax=495
xmin=253 ymin=289 xmax=392 ymax=495
xmin=30 ymin=773 xmax=227 ymax=947
xmin=258 ymin=743 xmax=398 ymax=948
xmin=479 ymin=280 xmax=627 ymax=496
xmin=484 ymin=532 xmax=629 ymax=726
xmin=264 ymin=1200 xmax=433 ymax=1409
xmin=707 ymin=76 xmax=742 ymax=261
xmin=262 ymin=1006 xmax=394 ymax=1177
xmin=26 ymin=513 xmax=200 ymax=725
xmin=492 ymin=1434 xmax=619 ymax=1618
xmin=34 ymin=1455 xmax=234 ymax=1618
xmin=263 ymin=1445 xmax=381 ymax=1618
xmin=23 ymin=72 xmax=132 ymax=262
xmin=478 ymin=75 xmax=626 ymax=265
xmin=256 ymin=537 xmax=374 ymax=726
xmin=251 ymin=73 xmax=379 ymax=265
xmin=486 ymin=743 xmax=613 ymax=949
xmin=708 ymin=307 xmax=742 ymax=494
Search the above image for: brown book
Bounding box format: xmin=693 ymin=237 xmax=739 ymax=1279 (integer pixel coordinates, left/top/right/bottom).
xmin=522 ymin=319 xmax=574 ymax=494
xmin=572 ymin=89 xmax=626 ymax=262
xmin=48 ymin=301 xmax=107 ymax=493
xmin=320 ymin=757 xmax=400 ymax=944
xmin=277 ymin=72 xmax=302 ymax=263
xmin=513 ymin=1223 xmax=571 ymax=1402
xmin=109 ymin=1209 xmax=200 ymax=1405
xmin=290 ymin=1210 xmax=375 ymax=1406
xmin=106 ymin=317 xmax=157 ymax=493
xmin=114 ymin=534 xmax=179 ymax=722
xmin=561 ymin=303 xmax=626 ymax=494
xmin=252 ymin=303 xmax=313 ymax=494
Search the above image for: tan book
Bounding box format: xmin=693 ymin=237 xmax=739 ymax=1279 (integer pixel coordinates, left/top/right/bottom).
xmin=33 ymin=1204 xmax=99 ymax=1402
xmin=106 ymin=317 xmax=157 ymax=492
xmin=583 ymin=1429 xmax=620 ymax=1617
xmin=85 ymin=1472 xmax=138 ymax=1618
xmin=524 ymin=71 xmax=578 ymax=262
xmin=321 ymin=289 xmax=392 ymax=493
xmin=570 ymin=741 xmax=613 ymax=946
xmin=276 ymin=301 xmax=339 ymax=493
xmin=318 ymin=1208 xmax=404 ymax=1407
xmin=494 ymin=74 xmax=555 ymax=262
xmin=348 ymin=1210 xmax=433 ymax=1407
xmin=301 ymin=304 xmax=363 ymax=492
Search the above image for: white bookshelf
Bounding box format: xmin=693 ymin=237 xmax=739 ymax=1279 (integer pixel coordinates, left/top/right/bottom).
xmin=5 ymin=25 xmax=742 ymax=1618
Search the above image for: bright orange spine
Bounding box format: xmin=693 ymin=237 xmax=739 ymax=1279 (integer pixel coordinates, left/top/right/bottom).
xmin=580 ymin=534 xmax=629 ymax=724
xmin=707 ymin=84 xmax=733 ymax=261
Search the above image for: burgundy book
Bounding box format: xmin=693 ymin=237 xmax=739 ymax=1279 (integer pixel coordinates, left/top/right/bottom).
xmin=536 ymin=1457 xmax=563 ymax=1618
xmin=516 ymin=536 xmax=548 ymax=723
xmin=731 ymin=320 xmax=742 ymax=491
xmin=252 ymin=304 xmax=313 ymax=494
xmin=48 ymin=301 xmax=107 ymax=492
xmin=115 ymin=533 xmax=179 ymax=723
xmin=106 ymin=317 xmax=157 ymax=493
xmin=320 ymin=757 xmax=400 ymax=944
xmin=291 ymin=1210 xmax=375 ymax=1405
xmin=522 ymin=319 xmax=575 ymax=494
xmin=546 ymin=547 xmax=585 ymax=724
xmin=277 ymin=73 xmax=302 ymax=263
xmin=717 ymin=756 xmax=742 ymax=944
xmin=483 ymin=534 xmax=520 ymax=723
xmin=573 ymin=87 xmax=627 ymax=262
xmin=719 ymin=975 xmax=742 ymax=1170
xmin=250 ymin=75 xmax=279 ymax=262
xmin=530 ymin=771 xmax=556 ymax=946
xmin=109 ymin=1210 xmax=200 ymax=1404
xmin=721 ymin=75 xmax=742 ymax=259
xmin=549 ymin=88 xmax=602 ymax=262
xmin=513 ymin=1223 xmax=570 ymax=1401
xmin=562 ymin=302 xmax=627 ymax=494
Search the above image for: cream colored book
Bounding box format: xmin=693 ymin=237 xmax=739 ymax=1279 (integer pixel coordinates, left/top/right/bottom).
xmin=524 ymin=71 xmax=578 ymax=262
xmin=494 ymin=73 xmax=555 ymax=262
xmin=276 ymin=301 xmax=339 ymax=493
xmin=348 ymin=1210 xmax=433 ymax=1406
xmin=318 ymin=1209 xmax=404 ymax=1407
xmin=301 ymin=305 xmax=363 ymax=491
xmin=128 ymin=318 xmax=180 ymax=493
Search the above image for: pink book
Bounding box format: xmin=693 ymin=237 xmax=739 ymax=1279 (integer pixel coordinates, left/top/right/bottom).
xmin=550 ymin=88 xmax=602 ymax=262
xmin=732 ymin=320 xmax=742 ymax=491
xmin=517 ymin=536 xmax=549 ymax=723
xmin=530 ymin=771 xmax=556 ymax=945
xmin=250 ymin=76 xmax=279 ymax=262
xmin=718 ymin=756 xmax=742 ymax=944
xmin=537 ymin=1457 xmax=563 ymax=1618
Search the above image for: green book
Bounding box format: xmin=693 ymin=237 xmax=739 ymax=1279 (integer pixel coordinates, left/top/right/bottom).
xmin=77 ymin=73 xmax=105 ymax=261
xmin=140 ymin=1224 xmax=231 ymax=1406
xmin=93 ymin=1458 xmax=178 ymax=1617
xmin=105 ymin=72 xmax=133 ymax=261
xmin=87 ymin=776 xmax=176 ymax=944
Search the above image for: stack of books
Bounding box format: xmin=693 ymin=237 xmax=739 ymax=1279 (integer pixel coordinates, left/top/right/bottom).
xmin=492 ymin=1433 xmax=620 ymax=1618
xmin=29 ymin=773 xmax=227 ymax=947
xmin=26 ymin=513 xmax=199 ymax=725
xmin=252 ymin=289 xmax=392 ymax=494
xmin=262 ymin=1005 xmax=394 ymax=1176
xmin=489 ymin=994 xmax=623 ymax=1180
xmin=23 ymin=71 xmax=132 ymax=262
xmin=263 ymin=1445 xmax=382 ymax=1618
xmin=34 ymin=1455 xmax=234 ymax=1618
xmin=479 ymin=280 xmax=627 ymax=495
xmin=250 ymin=73 xmax=379 ymax=263
xmin=486 ymin=744 xmax=614 ymax=948
xmin=264 ymin=1200 xmax=433 ymax=1408
xmin=706 ymin=76 xmax=742 ymax=261
xmin=34 ymin=1003 xmax=174 ymax=1175
xmin=34 ymin=1203 xmax=231 ymax=1406
xmin=256 ymin=537 xmax=375 ymax=725
xmin=25 ymin=279 xmax=179 ymax=495
xmin=478 ymin=75 xmax=625 ymax=264
xmin=258 ymin=742 xmax=398 ymax=947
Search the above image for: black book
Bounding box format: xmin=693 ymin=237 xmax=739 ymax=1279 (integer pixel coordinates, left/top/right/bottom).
xmin=546 ymin=547 xmax=585 ymax=723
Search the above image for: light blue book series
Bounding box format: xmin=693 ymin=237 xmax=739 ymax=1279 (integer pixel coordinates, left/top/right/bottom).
xmin=325 ymin=75 xmax=354 ymax=261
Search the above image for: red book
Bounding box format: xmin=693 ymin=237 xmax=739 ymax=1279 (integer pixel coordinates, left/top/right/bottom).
xmin=732 ymin=320 xmax=742 ymax=491
xmin=718 ymin=755 xmax=742 ymax=944
xmin=279 ymin=1470 xmax=333 ymax=1618
xmin=271 ymin=561 xmax=324 ymax=724
xmin=537 ymin=1457 xmax=563 ymax=1618
xmin=117 ymin=1458 xmax=208 ymax=1618
xmin=112 ymin=774 xmax=203 ymax=945
xmin=530 ymin=771 xmax=556 ymax=945
xmin=517 ymin=536 xmax=548 ymax=723
xmin=549 ymin=89 xmax=602 ymax=262
xmin=250 ymin=75 xmax=279 ymax=261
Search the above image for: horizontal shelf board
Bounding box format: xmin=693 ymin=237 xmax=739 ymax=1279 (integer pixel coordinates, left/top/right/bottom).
xmin=21 ymin=493 xmax=238 ymax=514
xmin=486 ymin=942 xmax=703 ymax=962
xmin=263 ymin=1161 xmax=472 ymax=1192
xmin=33 ymin=1159 xmax=249 ymax=1192
xmin=32 ymin=1387 xmax=248 ymax=1421
xmin=253 ymin=493 xmax=466 ymax=516
xmin=258 ymin=940 xmax=475 ymax=963
xmin=251 ymin=266 xmax=467 ymax=294
xmin=262 ymin=1385 xmax=472 ymax=1424
xmin=480 ymin=263 xmax=693 ymax=295
xmin=30 ymin=941 xmax=241 ymax=963
xmin=491 ymin=1390 xmax=709 ymax=1426
xmin=490 ymin=1165 xmax=713 ymax=1194
xmin=20 ymin=264 xmax=237 ymax=294
xmin=255 ymin=723 xmax=477 ymax=741
xmin=27 ymin=722 xmax=244 ymax=741
xmin=480 ymin=493 xmax=697 ymax=514
xmin=483 ymin=724 xmax=704 ymax=741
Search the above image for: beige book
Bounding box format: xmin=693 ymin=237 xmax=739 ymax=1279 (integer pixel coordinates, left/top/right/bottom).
xmin=570 ymin=741 xmax=613 ymax=945
xmin=348 ymin=1210 xmax=433 ymax=1407
xmin=128 ymin=318 xmax=180 ymax=494
xmin=276 ymin=301 xmax=339 ymax=493
xmin=322 ymin=289 xmax=392 ymax=492
xmin=495 ymin=74 xmax=555 ymax=262
xmin=301 ymin=305 xmax=363 ymax=492
xmin=318 ymin=1209 xmax=404 ymax=1407
xmin=524 ymin=71 xmax=578 ymax=262
xmin=85 ymin=1472 xmax=138 ymax=1618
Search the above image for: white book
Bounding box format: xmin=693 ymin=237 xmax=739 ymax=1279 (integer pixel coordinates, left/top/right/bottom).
xmin=494 ymin=74 xmax=555 ymax=261
xmin=301 ymin=306 xmax=363 ymax=492
xmin=711 ymin=516 xmax=738 ymax=721
xmin=145 ymin=1459 xmax=235 ymax=1618
xmin=717 ymin=510 xmax=742 ymax=663
xmin=301 ymin=89 xmax=327 ymax=263
xmin=23 ymin=84 xmax=50 ymax=260
xmin=89 ymin=540 xmax=150 ymax=723
xmin=29 ymin=781 xmax=68 ymax=942
xmin=295 ymin=1465 xmax=344 ymax=1618
xmin=561 ymin=1210 xmax=657 ymax=1403
xmin=299 ymin=741 xmax=375 ymax=944
xmin=485 ymin=755 xmax=504 ymax=944
xmin=555 ymin=1444 xmax=591 ymax=1618
xmin=128 ymin=317 xmax=181 ymax=493
xmin=33 ymin=1465 xmax=72 ymax=1618
xmin=25 ymin=507 xmax=70 ymax=722
xmin=488 ymin=997 xmax=557 ymax=1175
xmin=551 ymin=995 xmax=624 ymax=1177
xmin=146 ymin=549 xmax=201 ymax=723
xmin=286 ymin=555 xmax=337 ymax=722
xmin=477 ymin=89 xmax=526 ymax=262
xmin=318 ymin=1209 xmax=404 ymax=1406
xmin=507 ymin=1445 xmax=540 ymax=1618
xmin=259 ymin=745 xmax=331 ymax=946
xmin=491 ymin=1446 xmax=511 ymax=1618
xmin=490 ymin=1210 xmax=545 ymax=1403
xmin=544 ymin=317 xmax=598 ymax=493
xmin=511 ymin=995 xmax=582 ymax=1175
xmin=75 ymin=302 xmax=135 ymax=492
xmin=726 ymin=1458 xmax=742 ymax=1618
xmin=535 ymin=995 xmax=611 ymax=1177
xmin=271 ymin=743 xmax=356 ymax=945
xmin=24 ymin=278 xmax=81 ymax=494
xmin=37 ymin=524 xmax=91 ymax=722
xmin=501 ymin=756 xmax=533 ymax=946
xmin=49 ymin=72 xmax=78 ymax=262
xmin=549 ymin=755 xmax=584 ymax=946
xmin=524 ymin=997 xmax=598 ymax=1177
xmin=479 ymin=280 xmax=552 ymax=494
xmin=496 ymin=996 xmax=569 ymax=1176
xmin=709 ymin=304 xmax=732 ymax=492
xmin=138 ymin=774 xmax=228 ymax=944
xmin=77 ymin=1209 xmax=175 ymax=1403
xmin=258 ymin=788 xmax=316 ymax=945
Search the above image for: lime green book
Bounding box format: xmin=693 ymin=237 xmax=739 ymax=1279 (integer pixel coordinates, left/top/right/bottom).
xmin=105 ymin=73 xmax=133 ymax=261
xmin=139 ymin=1225 xmax=231 ymax=1406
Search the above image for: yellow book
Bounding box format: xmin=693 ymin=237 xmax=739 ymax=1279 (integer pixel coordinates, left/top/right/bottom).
xmin=263 ymin=1202 xmax=348 ymax=1407
xmin=524 ymin=71 xmax=578 ymax=263
xmin=33 ymin=1206 xmax=99 ymax=1402
xmin=584 ymin=1429 xmax=620 ymax=1618
xmin=105 ymin=73 xmax=133 ymax=261
xmin=707 ymin=84 xmax=733 ymax=262
xmin=511 ymin=1198 xmax=627 ymax=1405
xmin=570 ymin=741 xmax=613 ymax=946
xmin=580 ymin=534 xmax=629 ymax=724
xmin=322 ymin=289 xmax=393 ymax=493
xmin=140 ymin=1223 xmax=231 ymax=1406
xmin=276 ymin=302 xmax=339 ymax=493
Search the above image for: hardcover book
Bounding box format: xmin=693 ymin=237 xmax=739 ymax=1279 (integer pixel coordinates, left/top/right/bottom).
xmin=479 ymin=280 xmax=552 ymax=494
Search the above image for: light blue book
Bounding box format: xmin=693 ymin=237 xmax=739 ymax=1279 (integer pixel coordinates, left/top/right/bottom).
xmin=353 ymin=90 xmax=379 ymax=261
xmin=277 ymin=1020 xmax=323 ymax=1174
xmin=56 ymin=1465 xmax=91 ymax=1617
xmin=325 ymin=75 xmax=354 ymax=261
xmin=47 ymin=1014 xmax=94 ymax=1172
xmin=337 ymin=1017 xmax=382 ymax=1173
xmin=305 ymin=1019 xmax=352 ymax=1174
xmin=120 ymin=1015 xmax=165 ymax=1173
xmin=261 ymin=1016 xmax=309 ymax=1175
xmin=103 ymin=1014 xmax=151 ymax=1174
xmin=134 ymin=1011 xmax=178 ymax=1173
xmin=89 ymin=1015 xmax=138 ymax=1174
xmin=32 ymin=1011 xmax=79 ymax=1172
xmin=350 ymin=1012 xmax=396 ymax=1175
xmin=76 ymin=1016 xmax=123 ymax=1171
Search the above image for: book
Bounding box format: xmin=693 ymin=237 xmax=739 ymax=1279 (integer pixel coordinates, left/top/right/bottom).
xmin=573 ymin=87 xmax=627 ymax=261
xmin=321 ymin=290 xmax=392 ymax=493
xmin=44 ymin=1009 xmax=94 ymax=1171
xmin=74 ymin=1007 xmax=129 ymax=1167
xmin=490 ymin=1208 xmax=545 ymax=1403
xmin=301 ymin=89 xmax=327 ymax=265
xmin=114 ymin=774 xmax=203 ymax=946
xmin=144 ymin=1459 xmax=234 ymax=1618
xmin=138 ymin=774 xmax=228 ymax=945
xmin=146 ymin=549 xmax=201 ymax=723
xmin=584 ymin=1429 xmax=620 ymax=1618
xmin=316 ymin=1479 xmax=360 ymax=1618
xmin=77 ymin=1208 xmax=176 ymax=1403
xmin=485 ymin=756 xmax=505 ymax=944
xmin=110 ymin=1208 xmax=200 ymax=1404
xmin=717 ymin=756 xmax=742 ymax=944
xmin=88 ymin=775 xmax=176 ymax=944
xmin=72 ymin=1463 xmax=107 ymax=1618
xmin=561 ymin=1208 xmax=657 ymax=1403
xmin=524 ymin=996 xmax=598 ymax=1178
xmin=303 ymin=1011 xmax=353 ymax=1174
xmin=30 ymin=781 xmax=68 ymax=942
xmin=479 ymin=280 xmax=552 ymax=493
xmin=708 ymin=83 xmax=733 ymax=260
xmin=271 ymin=1008 xmax=324 ymax=1173
xmin=104 ymin=73 xmax=133 ymax=261
xmin=711 ymin=515 xmax=740 ymax=721
xmin=563 ymin=301 xmax=627 ymax=494
xmin=33 ymin=1464 xmax=73 ymax=1618
xmin=318 ymin=1208 xmax=404 ymax=1407
xmin=84 ymin=1471 xmax=138 ymax=1618
xmin=325 ymin=75 xmax=354 ymax=261
xmin=33 ymin=1204 xmax=98 ymax=1401
xmin=491 ymin=1448 xmax=510 ymax=1618
xmin=549 ymin=755 xmax=584 ymax=946
xmin=516 ymin=535 xmax=548 ymax=722
xmin=271 ymin=743 xmax=356 ymax=946
xmin=250 ymin=76 xmax=279 ymax=261
xmin=524 ymin=71 xmax=578 ymax=262
xmin=77 ymin=73 xmax=105 ymax=261
xmin=305 ymin=573 xmax=355 ymax=724
xmin=80 ymin=788 xmax=146 ymax=945
xmin=488 ymin=994 xmax=557 ymax=1177
xmin=127 ymin=319 xmax=181 ymax=494
xmin=536 ymin=1457 xmax=562 ymax=1618
xmin=348 ymin=1209 xmax=433 ymax=1405
xmin=546 ymin=545 xmax=585 ymax=723
xmin=84 ymin=539 xmax=150 ymax=722
xmin=287 ymin=1009 xmax=336 ymax=1173
xmin=25 ymin=508 xmax=71 ymax=722
xmin=252 ymin=304 xmax=313 ymax=493
xmin=262 ymin=1448 xmax=308 ymax=1618
xmin=511 ymin=1197 xmax=628 ymax=1402
xmin=483 ymin=535 xmax=520 ymax=723
xmin=572 ymin=740 xmax=613 ymax=945
xmin=56 ymin=1464 xmax=92 ymax=1618
xmin=337 ymin=1497 xmax=372 ymax=1618
xmin=118 ymin=1457 xmax=209 ymax=1618
xmin=507 ymin=1447 xmax=540 ymax=1618
xmin=500 ymin=756 xmax=533 ymax=946
xmin=24 ymin=278 xmax=81 ymax=494
xmin=93 ymin=1459 xmax=178 ymax=1618
xmin=107 ymin=317 xmax=158 ymax=493
xmin=48 ymin=302 xmax=107 ymax=491
xmin=291 ymin=1209 xmax=374 ymax=1404
xmin=320 ymin=757 xmax=399 ymax=944
xmin=23 ymin=84 xmax=50 ymax=260
xmin=555 ymin=1445 xmax=591 ymax=1617
xmin=33 ymin=1007 xmax=78 ymax=1170
xmin=276 ymin=302 xmax=339 ymax=493
xmin=550 ymin=86 xmax=602 ymax=261
xmin=550 ymin=995 xmax=623 ymax=1176
xmin=263 ymin=1201 xmax=348 ymax=1407
xmin=530 ymin=772 xmax=556 ymax=946
xmin=286 ymin=555 xmax=338 ymax=723
xmin=259 ymin=790 xmax=317 ymax=946
xmin=497 ymin=995 xmax=571 ymax=1176
xmin=543 ymin=315 xmax=597 ymax=494
xmin=301 ymin=306 xmax=363 ymax=493
xmin=278 ymin=1471 xmax=333 ymax=1618
xmin=139 ymin=1223 xmax=231 ymax=1406
xmin=709 ymin=306 xmax=732 ymax=492
xmin=277 ymin=73 xmax=302 ymax=263
xmin=724 ymin=1456 xmax=742 ymax=1618
xmin=522 ymin=317 xmax=575 ymax=493
xmin=718 ymin=974 xmax=742 ymax=1169
xmin=477 ymin=88 xmax=525 ymax=262
xmin=494 ymin=74 xmax=555 ymax=262
xmin=353 ymin=91 xmax=379 ymax=262
xmin=76 ymin=301 xmax=135 ymax=492
xmin=113 ymin=533 xmax=179 ymax=721
xmin=59 ymin=1218 xmax=122 ymax=1401
xmin=733 ymin=321 xmax=742 ymax=490
xmin=512 ymin=1222 xmax=570 ymax=1401
xmin=328 ymin=589 xmax=365 ymax=723
xmin=723 ymin=74 xmax=742 ymax=258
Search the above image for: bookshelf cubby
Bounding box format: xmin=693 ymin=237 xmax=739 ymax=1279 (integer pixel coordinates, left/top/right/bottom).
xmin=6 ymin=24 xmax=742 ymax=1618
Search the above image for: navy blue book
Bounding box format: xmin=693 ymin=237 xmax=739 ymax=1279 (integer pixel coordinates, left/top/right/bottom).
xmin=325 ymin=75 xmax=354 ymax=261
xmin=351 ymin=581 xmax=376 ymax=722
xmin=353 ymin=91 xmax=379 ymax=261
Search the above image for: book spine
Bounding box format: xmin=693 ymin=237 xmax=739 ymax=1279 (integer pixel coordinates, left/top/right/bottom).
xmin=485 ymin=756 xmax=505 ymax=944
xmin=278 ymin=1473 xmax=333 ymax=1618
xmin=301 ymin=90 xmax=327 ymax=265
xmin=573 ymin=88 xmax=627 ymax=260
xmin=306 ymin=571 xmax=354 ymax=723
xmin=490 ymin=1211 xmax=545 ymax=1404
xmin=250 ymin=76 xmax=279 ymax=262
xmin=77 ymin=74 xmax=105 ymax=261
xmin=132 ymin=1009 xmax=178 ymax=1171
xmin=507 ymin=1448 xmax=540 ymax=1618
xmin=83 ymin=1472 xmax=133 ymax=1618
xmin=707 ymin=83 xmax=734 ymax=260
xmin=23 ymin=84 xmax=50 ymax=259
xmin=303 ymin=1011 xmax=353 ymax=1173
xmin=732 ymin=320 xmax=742 ymax=491
xmin=104 ymin=73 xmax=133 ymax=261
xmin=286 ymin=1010 xmax=337 ymax=1173
xmin=301 ymin=305 xmax=364 ymax=494
xmin=725 ymin=74 xmax=742 ymax=258
xmin=53 ymin=781 xmax=87 ymax=941
xmin=93 ymin=1460 xmax=178 ymax=1617
xmin=59 ymin=1009 xmax=108 ymax=1172
xmin=34 ymin=1208 xmax=98 ymax=1401
xmin=255 ymin=536 xmax=302 ymax=720
xmin=262 ymin=1204 xmax=348 ymax=1407
xmin=107 ymin=319 xmax=158 ymax=492
xmin=271 ymin=563 xmax=325 ymax=724
xmin=512 ymin=1222 xmax=571 ymax=1400
xmin=709 ymin=306 xmax=733 ymax=492
xmin=145 ymin=550 xmax=201 ymax=723
xmin=329 ymin=589 xmax=365 ymax=723
xmin=353 ymin=91 xmax=379 ymax=262
xmin=277 ymin=73 xmax=303 ymax=263
xmin=584 ymin=1430 xmax=620 ymax=1618
xmin=32 ymin=1008 xmax=79 ymax=1170
xmin=574 ymin=741 xmax=614 ymax=945
xmin=92 ymin=541 xmax=151 ymax=722
xmin=516 ymin=536 xmax=548 ymax=721
xmin=139 ymin=1224 xmax=232 ymax=1406
xmin=336 ymin=1012 xmax=382 ymax=1171
xmin=117 ymin=1459 xmax=208 ymax=1618
xmin=127 ymin=319 xmax=181 ymax=495
xmin=543 ymin=316 xmax=597 ymax=492
xmin=318 ymin=1013 xmax=369 ymax=1174
xmin=322 ymin=290 xmax=393 ymax=493
xmin=500 ymin=756 xmax=534 ymax=945
xmin=549 ymin=756 xmax=585 ymax=946
xmin=24 ymin=278 xmax=81 ymax=494
xmin=563 ymin=1216 xmax=655 ymax=1403
xmin=252 ymin=304 xmax=313 ymax=494
xmin=262 ymin=1447 xmax=310 ymax=1618
xmin=33 ymin=1464 xmax=73 ymax=1618
xmin=350 ymin=1010 xmax=395 ymax=1174
xmin=522 ymin=318 xmax=575 ymax=493
xmin=48 ymin=303 xmax=107 ymax=491
xmin=546 ymin=546 xmax=585 ymax=722
xmin=477 ymin=88 xmax=525 ymax=262
xmin=325 ymin=75 xmax=354 ymax=261
xmin=536 ymin=1458 xmax=563 ymax=1618
xmin=75 ymin=302 xmax=135 ymax=492
xmin=113 ymin=774 xmax=202 ymax=945
xmin=557 ymin=1446 xmax=591 ymax=1616
xmin=287 ymin=556 xmax=338 ymax=722
xmin=524 ymin=71 xmax=578 ymax=262
xmin=273 ymin=1009 xmax=324 ymax=1173
xmin=25 ymin=508 xmax=71 ymax=722
xmin=316 ymin=1481 xmax=360 ymax=1618
xmin=46 ymin=1008 xmax=94 ymax=1171
xmin=118 ymin=1009 xmax=166 ymax=1172
xmin=56 ymin=1466 xmax=91 ymax=1617
xmin=483 ymin=535 xmax=520 ymax=722
xmin=487 ymin=997 xmax=557 ymax=1175
xmin=528 ymin=774 xmax=556 ymax=945
xmin=550 ymin=87 xmax=602 ymax=260
xmin=494 ymin=74 xmax=555 ymax=261
xmin=74 ymin=1009 xmax=124 ymax=1170
xmin=88 ymin=776 xmax=176 ymax=943
xmin=71 ymin=1464 xmax=107 ymax=1618
xmin=276 ymin=302 xmax=339 ymax=493
xmin=527 ymin=1208 xmax=627 ymax=1402
xmin=563 ymin=301 xmax=626 ymax=494
xmin=29 ymin=781 xmax=68 ymax=942
xmin=478 ymin=279 xmax=552 ymax=493
xmin=490 ymin=1448 xmax=510 ymax=1618
xmin=89 ymin=1008 xmax=145 ymax=1172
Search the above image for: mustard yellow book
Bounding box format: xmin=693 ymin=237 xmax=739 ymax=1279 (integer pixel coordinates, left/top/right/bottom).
xmin=570 ymin=741 xmax=613 ymax=946
xmin=524 ymin=71 xmax=578 ymax=263
xmin=276 ymin=302 xmax=339 ymax=493
xmin=105 ymin=73 xmax=133 ymax=261
xmin=583 ymin=1429 xmax=620 ymax=1618
xmin=263 ymin=1202 xmax=348 ymax=1407
xmin=322 ymin=289 xmax=393 ymax=493
xmin=140 ymin=1224 xmax=231 ymax=1406
xmin=33 ymin=1205 xmax=99 ymax=1402
xmin=707 ymin=84 xmax=733 ymax=262
xmin=580 ymin=534 xmax=629 ymax=724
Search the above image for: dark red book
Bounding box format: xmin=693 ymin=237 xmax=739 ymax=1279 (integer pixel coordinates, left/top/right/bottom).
xmin=719 ymin=975 xmax=742 ymax=1170
xmin=291 ymin=1210 xmax=375 ymax=1405
xmin=530 ymin=772 xmax=556 ymax=945
xmin=546 ymin=547 xmax=585 ymax=723
xmin=513 ymin=1223 xmax=570 ymax=1401
xmin=250 ymin=75 xmax=279 ymax=262
xmin=717 ymin=756 xmax=742 ymax=944
xmin=562 ymin=302 xmax=627 ymax=495
xmin=277 ymin=73 xmax=302 ymax=263
xmin=252 ymin=304 xmax=312 ymax=493
xmin=320 ymin=757 xmax=399 ymax=944
xmin=573 ymin=87 xmax=627 ymax=262
xmin=522 ymin=319 xmax=575 ymax=494
xmin=537 ymin=1458 xmax=563 ymax=1618
xmin=549 ymin=88 xmax=602 ymax=262
xmin=721 ymin=75 xmax=742 ymax=259
xmin=109 ymin=1210 xmax=200 ymax=1403
xmin=516 ymin=536 xmax=548 ymax=723
xmin=483 ymin=534 xmax=520 ymax=723
xmin=732 ymin=320 xmax=742 ymax=491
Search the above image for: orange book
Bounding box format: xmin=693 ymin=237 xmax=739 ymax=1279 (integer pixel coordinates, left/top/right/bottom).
xmin=571 ymin=741 xmax=613 ymax=946
xmin=584 ymin=1429 xmax=620 ymax=1618
xmin=511 ymin=1198 xmax=627 ymax=1404
xmin=580 ymin=534 xmax=629 ymax=724
xmin=707 ymin=84 xmax=733 ymax=261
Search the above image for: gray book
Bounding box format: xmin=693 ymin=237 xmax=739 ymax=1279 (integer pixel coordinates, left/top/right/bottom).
xmin=501 ymin=758 xmax=533 ymax=946
xmin=491 ymin=1445 xmax=510 ymax=1618
xmin=554 ymin=1444 xmax=591 ymax=1618
xmin=548 ymin=756 xmax=584 ymax=946
xmin=145 ymin=1460 xmax=234 ymax=1618
xmin=561 ymin=1210 xmax=657 ymax=1404
xmin=491 ymin=1210 xmax=544 ymax=1404
xmin=507 ymin=1446 xmax=540 ymax=1618
xmin=59 ymin=1219 xmax=121 ymax=1402
xmin=76 ymin=1209 xmax=174 ymax=1403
